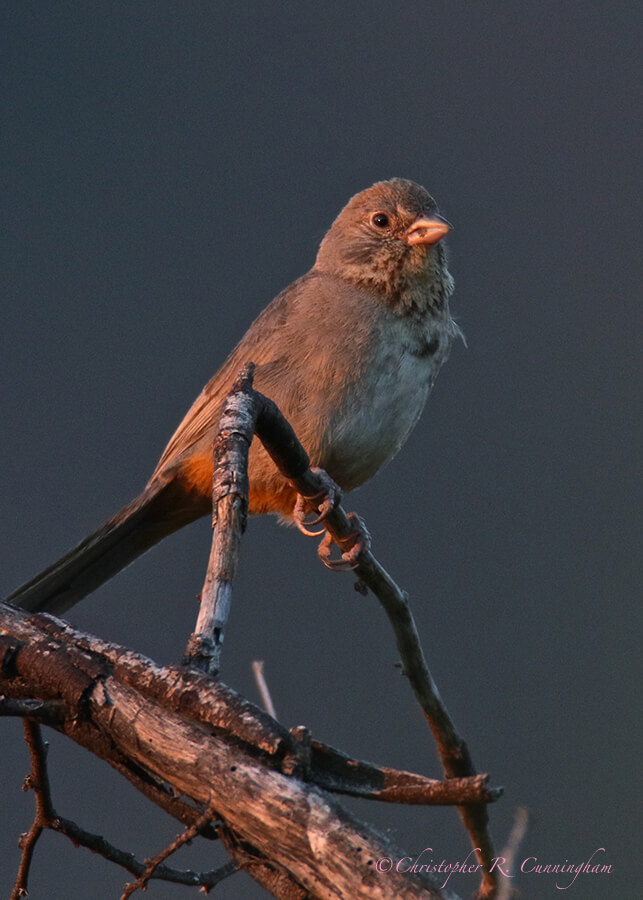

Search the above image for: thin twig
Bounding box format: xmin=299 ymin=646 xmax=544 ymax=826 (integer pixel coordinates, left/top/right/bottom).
xmin=12 ymin=719 xmax=236 ymax=895
xmin=11 ymin=720 xmax=52 ymax=900
xmin=120 ymin=804 xmax=237 ymax=898
xmin=51 ymin=815 xmax=235 ymax=890
xmin=496 ymin=808 xmax=529 ymax=900
xmin=251 ymin=660 xmax=278 ymax=719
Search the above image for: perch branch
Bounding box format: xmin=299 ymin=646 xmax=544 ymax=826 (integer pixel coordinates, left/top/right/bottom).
xmin=207 ymin=364 xmax=501 ymax=899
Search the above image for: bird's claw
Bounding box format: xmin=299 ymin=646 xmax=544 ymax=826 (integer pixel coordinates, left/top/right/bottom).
xmin=293 ymin=494 xmax=326 ymax=537
xmin=318 ymin=514 xmax=371 ymax=571
xmin=293 ymin=468 xmax=342 ymax=537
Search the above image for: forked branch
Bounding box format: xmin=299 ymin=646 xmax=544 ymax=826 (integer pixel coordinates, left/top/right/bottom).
xmin=184 ymin=363 xmax=501 ymax=898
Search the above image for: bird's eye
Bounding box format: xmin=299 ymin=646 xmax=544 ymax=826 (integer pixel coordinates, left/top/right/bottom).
xmin=371 ymin=212 xmax=390 ymax=229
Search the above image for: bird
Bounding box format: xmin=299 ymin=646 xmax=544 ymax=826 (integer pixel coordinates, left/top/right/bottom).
xmin=8 ymin=178 xmax=462 ymax=616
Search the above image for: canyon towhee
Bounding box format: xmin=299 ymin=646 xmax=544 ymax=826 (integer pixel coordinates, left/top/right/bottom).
xmin=10 ymin=178 xmax=461 ymax=614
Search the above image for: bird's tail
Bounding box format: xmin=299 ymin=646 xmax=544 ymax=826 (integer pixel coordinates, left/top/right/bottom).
xmin=7 ymin=479 xmax=205 ymax=616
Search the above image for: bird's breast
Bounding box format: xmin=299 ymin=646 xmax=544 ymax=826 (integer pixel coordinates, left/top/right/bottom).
xmin=315 ymin=313 xmax=453 ymax=491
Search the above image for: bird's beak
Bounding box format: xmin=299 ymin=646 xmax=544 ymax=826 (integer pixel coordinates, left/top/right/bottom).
xmin=404 ymin=213 xmax=452 ymax=246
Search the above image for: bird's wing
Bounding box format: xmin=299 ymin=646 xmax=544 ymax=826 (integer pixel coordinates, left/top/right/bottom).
xmin=149 ymin=273 xmax=314 ymax=478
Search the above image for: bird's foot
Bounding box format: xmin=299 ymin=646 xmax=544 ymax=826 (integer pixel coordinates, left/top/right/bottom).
xmin=318 ymin=513 xmax=371 ymax=571
xmin=293 ymin=468 xmax=342 ymax=537
xmin=292 ymin=470 xmax=369 ymax=570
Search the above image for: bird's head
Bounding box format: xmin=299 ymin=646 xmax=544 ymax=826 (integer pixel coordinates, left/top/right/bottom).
xmin=315 ymin=178 xmax=454 ymax=311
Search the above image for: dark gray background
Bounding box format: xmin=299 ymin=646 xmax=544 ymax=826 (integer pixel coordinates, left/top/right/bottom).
xmin=1 ymin=3 xmax=640 ymax=899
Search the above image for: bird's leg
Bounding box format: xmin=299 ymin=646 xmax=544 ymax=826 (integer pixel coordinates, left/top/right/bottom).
xmin=317 ymin=513 xmax=372 ymax=571
xmin=293 ymin=468 xmax=342 ymax=537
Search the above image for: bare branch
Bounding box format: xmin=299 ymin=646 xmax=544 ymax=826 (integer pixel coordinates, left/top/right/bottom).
xmin=50 ymin=814 xmax=235 ymax=890
xmin=11 ymin=718 xmax=236 ymax=895
xmin=120 ymin=806 xmax=237 ymax=898
xmin=11 ymin=721 xmax=50 ymax=900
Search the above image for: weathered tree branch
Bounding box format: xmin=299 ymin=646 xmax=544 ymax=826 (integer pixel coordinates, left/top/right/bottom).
xmin=1 ymin=602 xmax=469 ymax=899
xmin=2 ymin=608 xmax=498 ymax=809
